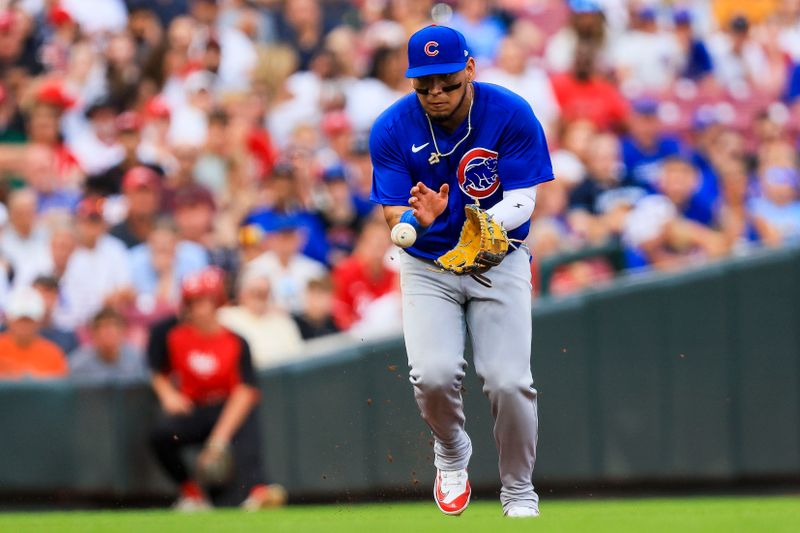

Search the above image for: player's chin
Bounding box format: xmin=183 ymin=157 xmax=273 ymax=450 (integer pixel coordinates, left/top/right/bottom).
xmin=426 ymin=108 xmax=453 ymax=122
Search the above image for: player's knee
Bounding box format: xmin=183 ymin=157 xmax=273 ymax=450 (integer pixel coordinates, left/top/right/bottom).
xmin=483 ymin=378 xmax=535 ymax=400
xmin=411 ymin=366 xmax=463 ymax=394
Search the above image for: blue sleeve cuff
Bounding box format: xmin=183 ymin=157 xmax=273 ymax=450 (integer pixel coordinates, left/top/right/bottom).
xmin=399 ymin=209 xmax=429 ymax=236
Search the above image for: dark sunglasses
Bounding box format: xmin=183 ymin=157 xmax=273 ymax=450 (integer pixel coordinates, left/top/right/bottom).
xmin=414 ymin=82 xmax=463 ymax=96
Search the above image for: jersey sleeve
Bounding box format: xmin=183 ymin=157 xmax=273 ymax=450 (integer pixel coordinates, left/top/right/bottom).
xmin=498 ymin=104 xmax=554 ymax=190
xmin=147 ymin=315 xmax=179 ymax=373
xmin=369 ymin=120 xmax=413 ymax=206
xmin=237 ymin=335 xmax=258 ymax=387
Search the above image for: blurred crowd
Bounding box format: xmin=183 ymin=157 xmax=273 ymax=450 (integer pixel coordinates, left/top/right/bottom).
xmin=0 ymin=0 xmax=799 ymax=382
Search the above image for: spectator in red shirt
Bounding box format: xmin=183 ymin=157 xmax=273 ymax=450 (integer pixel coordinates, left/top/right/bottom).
xmin=332 ymin=219 xmax=397 ymax=332
xmin=147 ymin=267 xmax=286 ymax=510
xmin=550 ymin=42 xmax=629 ymax=131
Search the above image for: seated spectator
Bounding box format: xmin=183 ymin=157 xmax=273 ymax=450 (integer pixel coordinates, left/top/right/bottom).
xmin=344 ymin=46 xmax=407 ymax=134
xmin=194 ymin=109 xmax=230 ymax=197
xmin=69 ymin=307 xmax=147 ymax=384
xmin=22 ymin=144 xmax=81 ymax=215
xmin=160 ymin=145 xmax=202 ymax=212
xmin=218 ymin=272 xmax=303 ymax=369
xmin=448 ymin=0 xmax=507 ymax=62
xmin=147 ymin=268 xmax=286 ymax=510
xmin=715 ymin=159 xmax=781 ymax=250
xmin=0 ymin=287 xmax=67 ymax=380
xmin=621 ymin=99 xmax=683 ymax=188
xmin=316 ymin=166 xmax=369 ymax=265
xmin=244 ymin=215 xmax=327 ymax=313
xmin=748 ymin=166 xmax=800 ymax=244
xmin=549 ymin=118 xmax=596 ymax=190
xmin=611 ymin=6 xmax=682 ymax=94
xmin=46 ymin=225 xmax=77 ymax=282
xmin=130 ymin=219 xmax=209 ymax=312
xmin=244 ymin=163 xmax=330 ymax=264
xmin=173 ymin=184 xmax=217 ymax=248
xmin=568 ymin=133 xmax=645 ymax=244
xmin=707 ymin=15 xmax=776 ymax=95
xmin=109 ymin=166 xmax=162 ymax=248
xmin=545 ymin=0 xmax=612 ymax=74
xmin=58 ymin=196 xmax=132 ymax=328
xmin=550 ymin=42 xmax=629 ymax=131
xmin=623 ymin=195 xmax=728 ymax=271
xmin=332 ymin=220 xmax=398 ymax=332
xmin=0 ymin=188 xmax=51 ymax=290
xmin=31 ymin=275 xmax=79 ymax=355
xmin=67 ymin=97 xmax=125 ymax=176
xmin=673 ymin=9 xmax=714 ymax=82
xmin=480 ymin=37 xmax=561 ymax=137
xmin=655 ymin=157 xmax=714 ymax=227
xmin=86 ymin=112 xmax=161 ymax=197
xmin=292 ymin=276 xmax=341 ymax=340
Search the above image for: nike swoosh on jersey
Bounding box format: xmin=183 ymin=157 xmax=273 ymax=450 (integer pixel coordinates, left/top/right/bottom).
xmin=411 ymin=142 xmax=430 ymax=153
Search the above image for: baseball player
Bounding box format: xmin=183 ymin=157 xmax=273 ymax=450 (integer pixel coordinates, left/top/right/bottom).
xmin=370 ymin=26 xmax=554 ymax=517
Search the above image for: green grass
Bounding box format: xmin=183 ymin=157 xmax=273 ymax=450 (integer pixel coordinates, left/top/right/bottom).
xmin=1 ymin=496 xmax=798 ymax=533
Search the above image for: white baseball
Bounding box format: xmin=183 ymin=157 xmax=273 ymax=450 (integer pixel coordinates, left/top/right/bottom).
xmin=391 ymin=222 xmax=417 ymax=248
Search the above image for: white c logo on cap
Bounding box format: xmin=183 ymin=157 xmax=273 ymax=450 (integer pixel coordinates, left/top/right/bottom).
xmin=424 ymin=41 xmax=439 ymax=56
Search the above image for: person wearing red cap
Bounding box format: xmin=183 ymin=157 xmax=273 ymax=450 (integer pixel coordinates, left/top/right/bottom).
xmin=24 ymin=99 xmax=83 ymax=187
xmin=109 ymin=166 xmax=162 ymax=248
xmin=147 ymin=267 xmax=286 ymax=511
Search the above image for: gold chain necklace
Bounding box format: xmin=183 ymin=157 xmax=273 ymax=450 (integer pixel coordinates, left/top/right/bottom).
xmin=425 ymin=85 xmax=474 ymax=165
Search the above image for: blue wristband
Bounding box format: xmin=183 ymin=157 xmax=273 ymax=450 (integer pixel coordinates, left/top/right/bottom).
xmin=400 ymin=209 xmax=429 ymax=236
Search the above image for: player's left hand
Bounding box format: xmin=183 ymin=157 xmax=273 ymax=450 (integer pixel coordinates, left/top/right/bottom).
xmin=409 ymin=182 xmax=449 ymax=227
xmin=196 ymin=440 xmax=234 ymax=486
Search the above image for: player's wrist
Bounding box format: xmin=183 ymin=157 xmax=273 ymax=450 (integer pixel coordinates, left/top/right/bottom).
xmin=400 ymin=209 xmax=430 ymax=234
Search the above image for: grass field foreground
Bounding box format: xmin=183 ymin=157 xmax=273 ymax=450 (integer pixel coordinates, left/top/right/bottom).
xmin=1 ymin=495 xmax=798 ymax=533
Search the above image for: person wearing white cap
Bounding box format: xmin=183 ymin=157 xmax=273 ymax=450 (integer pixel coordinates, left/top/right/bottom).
xmin=0 ymin=286 xmax=67 ymax=379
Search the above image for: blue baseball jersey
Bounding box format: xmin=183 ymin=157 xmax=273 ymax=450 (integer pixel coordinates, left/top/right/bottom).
xmin=370 ymin=82 xmax=554 ymax=260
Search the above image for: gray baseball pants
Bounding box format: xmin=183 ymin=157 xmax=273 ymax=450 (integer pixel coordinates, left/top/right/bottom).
xmin=399 ymin=248 xmax=539 ymax=512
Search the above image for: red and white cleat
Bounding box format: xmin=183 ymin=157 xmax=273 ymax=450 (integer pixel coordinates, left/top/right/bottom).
xmin=434 ymin=469 xmax=471 ymax=516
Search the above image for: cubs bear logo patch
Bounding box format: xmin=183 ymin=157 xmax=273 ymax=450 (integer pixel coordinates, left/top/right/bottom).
xmin=457 ymin=148 xmax=500 ymax=199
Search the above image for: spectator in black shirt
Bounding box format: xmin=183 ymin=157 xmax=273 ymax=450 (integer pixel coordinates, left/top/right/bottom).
xmin=292 ymin=276 xmax=340 ymax=340
xmin=86 ymin=111 xmax=163 ymax=196
xmin=568 ymin=133 xmax=645 ymax=244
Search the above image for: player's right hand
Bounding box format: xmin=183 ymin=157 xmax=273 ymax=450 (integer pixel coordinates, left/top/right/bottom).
xmin=161 ymin=389 xmax=194 ymax=416
xmin=409 ymin=182 xmax=449 ymax=227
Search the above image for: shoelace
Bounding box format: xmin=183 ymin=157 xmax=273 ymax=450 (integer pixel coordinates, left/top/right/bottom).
xmin=440 ymin=470 xmax=467 ymax=491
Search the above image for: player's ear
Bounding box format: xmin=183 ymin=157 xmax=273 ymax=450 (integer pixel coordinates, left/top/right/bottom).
xmin=465 ymin=57 xmax=476 ymax=82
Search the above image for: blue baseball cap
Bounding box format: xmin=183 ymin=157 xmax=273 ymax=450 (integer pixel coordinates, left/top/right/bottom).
xmin=406 ymin=25 xmax=469 ymax=78
xmin=631 ymin=97 xmax=659 ymax=115
xmin=569 ymin=0 xmax=603 ymax=13
xmin=673 ymin=9 xmax=692 ymax=26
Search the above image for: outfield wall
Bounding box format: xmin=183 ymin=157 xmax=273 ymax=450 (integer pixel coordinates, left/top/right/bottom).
xmin=1 ymin=246 xmax=799 ymax=500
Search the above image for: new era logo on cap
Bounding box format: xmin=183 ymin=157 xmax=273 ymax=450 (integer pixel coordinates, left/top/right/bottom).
xmin=406 ymin=25 xmax=470 ymax=78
